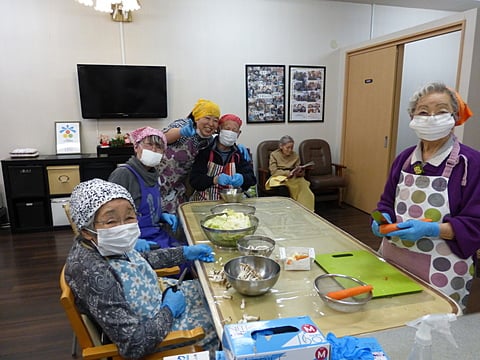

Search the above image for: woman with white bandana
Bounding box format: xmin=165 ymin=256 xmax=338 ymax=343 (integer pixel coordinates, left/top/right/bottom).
xmin=371 ymin=82 xmax=480 ymax=309
xmin=189 ymin=114 xmax=256 ymax=200
xmin=109 ymin=127 xmax=181 ymax=253
xmin=158 ymin=99 xmax=251 ymax=214
xmin=64 ymin=178 xmax=219 ymax=359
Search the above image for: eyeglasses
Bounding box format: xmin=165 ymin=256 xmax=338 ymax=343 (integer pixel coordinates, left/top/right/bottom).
xmin=94 ymin=212 xmax=140 ymax=228
xmin=140 ymin=142 xmax=163 ymax=151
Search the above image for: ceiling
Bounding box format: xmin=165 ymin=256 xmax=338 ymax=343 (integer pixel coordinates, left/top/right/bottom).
xmin=330 ymin=0 xmax=480 ymax=12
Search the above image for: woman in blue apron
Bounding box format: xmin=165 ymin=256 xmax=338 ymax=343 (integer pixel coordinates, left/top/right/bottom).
xmin=372 ymin=82 xmax=480 ymax=309
xmin=109 ymin=127 xmax=181 ymax=252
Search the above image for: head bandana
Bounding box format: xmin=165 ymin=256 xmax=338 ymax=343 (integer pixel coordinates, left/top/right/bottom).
xmin=453 ymin=91 xmax=473 ymax=126
xmin=70 ymin=178 xmax=135 ymax=230
xmin=191 ymin=99 xmax=220 ymax=122
xmin=129 ymin=126 xmax=167 ymax=148
xmin=219 ymin=114 xmax=243 ymax=128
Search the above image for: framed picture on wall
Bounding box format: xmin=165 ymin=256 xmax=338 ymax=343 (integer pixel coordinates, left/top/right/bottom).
xmin=55 ymin=121 xmax=81 ymax=154
xmin=245 ymin=64 xmax=286 ymax=123
xmin=288 ymin=65 xmax=326 ymax=122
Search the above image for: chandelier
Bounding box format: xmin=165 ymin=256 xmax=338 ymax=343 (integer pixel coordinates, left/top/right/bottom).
xmin=75 ymin=0 xmax=141 ymax=22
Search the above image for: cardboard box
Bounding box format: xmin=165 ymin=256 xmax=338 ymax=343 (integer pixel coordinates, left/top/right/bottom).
xmin=222 ymin=316 xmax=330 ymax=360
xmin=163 ymin=350 xmax=209 ymax=360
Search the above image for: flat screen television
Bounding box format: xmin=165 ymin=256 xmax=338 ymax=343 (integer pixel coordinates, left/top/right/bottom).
xmin=77 ymin=64 xmax=168 ymax=119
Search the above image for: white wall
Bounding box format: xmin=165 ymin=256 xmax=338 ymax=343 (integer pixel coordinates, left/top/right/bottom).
xmin=0 ymin=0 xmax=456 ymax=206
xmin=396 ymin=32 xmax=461 ymax=154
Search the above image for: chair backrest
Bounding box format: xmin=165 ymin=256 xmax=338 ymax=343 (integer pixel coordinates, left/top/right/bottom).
xmin=256 ymin=140 xmax=280 ymax=172
xmin=299 ymin=139 xmax=333 ymax=176
xmin=63 ymin=201 xmax=80 ymax=237
xmin=60 ymin=266 xmax=102 ymax=351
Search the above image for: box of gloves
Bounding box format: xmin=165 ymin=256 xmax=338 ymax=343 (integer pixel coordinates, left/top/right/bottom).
xmin=222 ymin=315 xmax=330 ymax=360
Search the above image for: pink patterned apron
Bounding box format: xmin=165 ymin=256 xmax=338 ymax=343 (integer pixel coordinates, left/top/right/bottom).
xmin=380 ymin=140 xmax=473 ymax=308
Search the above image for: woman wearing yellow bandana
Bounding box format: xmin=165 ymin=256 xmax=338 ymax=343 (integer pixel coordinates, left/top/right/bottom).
xmin=158 ymin=99 xmax=251 ymax=215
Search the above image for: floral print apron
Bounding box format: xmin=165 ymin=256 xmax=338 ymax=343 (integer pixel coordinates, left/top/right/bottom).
xmin=380 ymin=140 xmax=473 ymax=308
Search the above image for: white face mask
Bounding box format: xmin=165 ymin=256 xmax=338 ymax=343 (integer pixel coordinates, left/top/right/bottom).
xmin=89 ymin=223 xmax=140 ymax=256
xmin=218 ymin=130 xmax=238 ymax=147
xmin=140 ymin=149 xmax=163 ymax=167
xmin=409 ymin=113 xmax=455 ymax=141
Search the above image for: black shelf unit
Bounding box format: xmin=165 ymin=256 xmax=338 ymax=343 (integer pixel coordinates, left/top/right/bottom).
xmin=1 ymin=153 xmax=132 ymax=233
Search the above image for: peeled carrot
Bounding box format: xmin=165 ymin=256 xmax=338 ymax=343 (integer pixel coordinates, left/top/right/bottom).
xmin=379 ymin=223 xmax=399 ymax=234
xmin=326 ymin=285 xmax=373 ymax=300
xmin=379 ymin=218 xmax=432 ymax=235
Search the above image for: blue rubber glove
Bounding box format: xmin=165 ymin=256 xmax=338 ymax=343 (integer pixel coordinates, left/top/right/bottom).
xmin=135 ymin=238 xmax=157 ymax=252
xmin=237 ymin=144 xmax=251 ymax=162
xmin=161 ymin=288 xmax=186 ymax=318
xmin=230 ymin=173 xmax=244 ymax=187
xmin=183 ymin=245 xmax=215 ymax=262
xmin=388 ymin=220 xmax=440 ymax=241
xmin=371 ymin=212 xmax=392 ymax=237
xmin=180 ymin=119 xmax=196 ymax=137
xmin=217 ymin=173 xmax=231 ymax=186
xmin=161 ymin=213 xmax=178 ymax=232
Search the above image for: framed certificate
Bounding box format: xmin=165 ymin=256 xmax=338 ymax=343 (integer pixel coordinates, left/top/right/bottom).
xmin=55 ymin=121 xmax=81 ymax=154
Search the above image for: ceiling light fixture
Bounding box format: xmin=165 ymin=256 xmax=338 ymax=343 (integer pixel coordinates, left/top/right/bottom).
xmin=75 ymin=0 xmax=141 ymax=22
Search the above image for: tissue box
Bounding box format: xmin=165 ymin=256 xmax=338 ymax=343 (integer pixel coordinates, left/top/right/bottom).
xmin=222 ymin=316 xmax=330 ymax=360
xmin=163 ymin=350 xmax=209 ymax=360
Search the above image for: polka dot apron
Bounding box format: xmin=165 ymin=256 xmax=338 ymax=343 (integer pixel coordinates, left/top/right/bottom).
xmin=380 ymin=140 xmax=473 ymax=308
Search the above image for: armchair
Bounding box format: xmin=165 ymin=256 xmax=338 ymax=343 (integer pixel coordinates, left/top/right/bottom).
xmin=256 ymin=140 xmax=289 ymax=197
xmin=298 ymin=139 xmax=347 ymax=206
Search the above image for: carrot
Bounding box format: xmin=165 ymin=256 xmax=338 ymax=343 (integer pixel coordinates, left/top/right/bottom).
xmin=379 ymin=218 xmax=433 ymax=235
xmin=379 ymin=223 xmax=399 ymax=234
xmin=326 ymin=285 xmax=374 ymax=300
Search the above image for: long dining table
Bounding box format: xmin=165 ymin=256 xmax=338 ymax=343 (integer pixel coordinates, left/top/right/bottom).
xmin=178 ymin=196 xmax=460 ymax=339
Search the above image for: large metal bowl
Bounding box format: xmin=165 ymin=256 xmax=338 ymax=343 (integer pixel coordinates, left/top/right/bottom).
xmin=237 ymin=235 xmax=275 ymax=257
xmin=220 ymin=187 xmax=244 ymax=203
xmin=200 ymin=213 xmax=259 ymax=248
xmin=223 ymin=255 xmax=281 ymax=296
xmin=210 ymin=203 xmax=256 ymax=215
xmin=314 ymin=273 xmax=372 ymax=313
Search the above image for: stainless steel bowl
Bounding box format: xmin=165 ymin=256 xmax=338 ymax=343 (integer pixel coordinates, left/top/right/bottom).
xmin=223 ymin=255 xmax=281 ymax=296
xmin=200 ymin=213 xmax=259 ymax=248
xmin=220 ymin=187 xmax=244 ymax=203
xmin=210 ymin=203 xmax=256 ymax=215
xmin=314 ymin=273 xmax=372 ymax=313
xmin=237 ymin=235 xmax=275 ymax=257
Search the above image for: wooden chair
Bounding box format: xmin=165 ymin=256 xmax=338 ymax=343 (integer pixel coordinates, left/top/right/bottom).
xmin=256 ymin=140 xmax=289 ymax=197
xmin=62 ymin=201 xmax=183 ymax=356
xmin=298 ymin=139 xmax=347 ymax=206
xmin=60 ymin=266 xmax=204 ymax=359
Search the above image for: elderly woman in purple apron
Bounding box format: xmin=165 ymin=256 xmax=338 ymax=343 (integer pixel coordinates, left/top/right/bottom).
xmin=371 ymin=82 xmax=480 ymax=309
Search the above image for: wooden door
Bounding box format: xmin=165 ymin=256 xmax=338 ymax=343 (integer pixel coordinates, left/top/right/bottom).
xmin=342 ymin=46 xmax=400 ymax=213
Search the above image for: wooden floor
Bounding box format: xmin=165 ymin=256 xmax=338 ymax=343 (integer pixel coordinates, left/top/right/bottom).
xmin=0 ymin=202 xmax=378 ymax=359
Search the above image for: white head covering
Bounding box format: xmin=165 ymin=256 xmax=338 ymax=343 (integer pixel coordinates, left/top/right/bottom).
xmin=70 ymin=178 xmax=135 ymax=229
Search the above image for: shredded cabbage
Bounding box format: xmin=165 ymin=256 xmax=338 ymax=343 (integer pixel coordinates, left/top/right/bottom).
xmin=204 ymin=210 xmax=251 ymax=230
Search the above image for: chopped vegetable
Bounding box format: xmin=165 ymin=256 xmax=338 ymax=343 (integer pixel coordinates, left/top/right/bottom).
xmin=203 ymin=210 xmax=251 ymax=230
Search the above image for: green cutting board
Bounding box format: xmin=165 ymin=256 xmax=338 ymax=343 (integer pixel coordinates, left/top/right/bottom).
xmin=315 ymin=250 xmax=422 ymax=298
